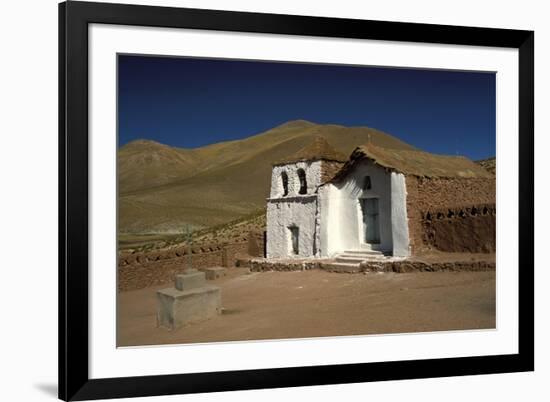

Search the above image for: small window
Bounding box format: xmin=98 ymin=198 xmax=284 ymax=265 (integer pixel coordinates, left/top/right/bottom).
xmin=363 ymin=176 xmax=372 ymax=190
xmin=297 ymin=168 xmax=307 ymax=194
xmin=281 ymin=171 xmax=289 ymax=196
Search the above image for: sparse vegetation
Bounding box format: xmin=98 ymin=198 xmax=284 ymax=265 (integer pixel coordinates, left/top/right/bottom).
xmin=118 ymin=208 xmax=266 ymax=253
xmin=117 ymin=120 xmax=417 ymax=234
xmin=476 ymin=157 xmax=496 ymax=175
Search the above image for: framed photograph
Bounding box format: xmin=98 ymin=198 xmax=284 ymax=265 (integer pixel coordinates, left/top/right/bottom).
xmin=59 ymin=1 xmax=534 ymax=400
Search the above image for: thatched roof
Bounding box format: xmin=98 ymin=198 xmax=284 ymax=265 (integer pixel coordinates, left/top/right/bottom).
xmin=331 ymin=143 xmax=494 ymax=181
xmin=274 ymin=136 xmax=347 ymax=165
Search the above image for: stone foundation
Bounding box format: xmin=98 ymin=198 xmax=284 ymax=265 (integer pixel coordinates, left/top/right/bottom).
xmin=360 ymin=259 xmax=495 ymax=273
xmin=249 ymin=259 xmax=320 ymax=272
xmin=245 ymin=257 xmax=495 ymax=273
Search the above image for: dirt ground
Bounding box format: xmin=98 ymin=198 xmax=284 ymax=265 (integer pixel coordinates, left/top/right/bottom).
xmin=117 ymin=268 xmax=495 ymax=347
xmin=408 ymin=250 xmax=495 ymax=263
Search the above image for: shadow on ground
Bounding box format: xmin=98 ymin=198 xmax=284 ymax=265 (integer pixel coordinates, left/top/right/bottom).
xmin=34 ymin=383 xmax=57 ymax=398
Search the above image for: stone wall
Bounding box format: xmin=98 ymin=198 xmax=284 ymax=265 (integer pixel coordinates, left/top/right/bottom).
xmin=245 ymin=257 xmax=495 ymax=273
xmin=118 ymin=233 xmax=263 ymax=292
xmin=221 ymin=242 xmax=249 ymax=267
xmin=247 ymin=230 xmax=266 ymax=257
xmin=361 ymin=259 xmax=495 ymax=273
xmin=118 ymin=250 xmax=222 ymax=292
xmin=405 ymin=176 xmax=496 ymax=253
xmin=249 ymin=259 xmax=320 ymax=272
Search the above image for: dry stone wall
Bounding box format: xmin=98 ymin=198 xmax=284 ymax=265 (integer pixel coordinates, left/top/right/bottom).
xmin=118 ymin=233 xmax=262 ymax=292
xmin=247 ymin=230 xmax=266 ymax=257
xmin=360 ymin=259 xmax=495 ymax=273
xmin=245 ymin=258 xmax=495 ymax=273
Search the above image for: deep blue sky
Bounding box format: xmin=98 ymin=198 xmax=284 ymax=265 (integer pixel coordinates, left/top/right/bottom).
xmin=118 ymin=55 xmax=496 ymax=160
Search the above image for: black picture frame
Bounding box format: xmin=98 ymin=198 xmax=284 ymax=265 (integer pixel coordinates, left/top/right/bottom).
xmin=59 ymin=1 xmax=534 ymax=400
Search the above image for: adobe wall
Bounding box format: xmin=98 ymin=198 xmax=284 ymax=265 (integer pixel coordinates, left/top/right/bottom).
xmin=247 ymin=230 xmax=266 ymax=257
xmin=118 ymin=233 xmax=262 ymax=291
xmin=421 ymin=204 xmax=496 ymax=253
xmin=405 ymin=175 xmax=496 ymax=253
xmin=118 ymin=249 xmax=222 ymax=292
xmin=222 ymin=242 xmax=250 ymax=267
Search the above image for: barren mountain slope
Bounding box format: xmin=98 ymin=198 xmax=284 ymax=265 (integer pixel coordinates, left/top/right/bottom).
xmin=118 ymin=120 xmax=417 ymax=233
xmin=476 ymin=157 xmax=496 ymax=175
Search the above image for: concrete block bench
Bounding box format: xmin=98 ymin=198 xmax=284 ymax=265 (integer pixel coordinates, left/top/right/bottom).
xmin=157 ymin=269 xmax=221 ymax=330
xmin=201 ymin=267 xmax=227 ymax=280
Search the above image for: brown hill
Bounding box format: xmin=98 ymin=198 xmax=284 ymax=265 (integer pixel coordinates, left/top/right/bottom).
xmin=476 ymin=157 xmax=496 ymax=175
xmin=118 ymin=120 xmax=417 ymax=233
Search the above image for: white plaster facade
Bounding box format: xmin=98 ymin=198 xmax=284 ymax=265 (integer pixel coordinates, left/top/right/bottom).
xmin=266 ymin=158 xmax=411 ymax=259
xmin=269 ymin=161 xmax=322 ymax=198
xmin=317 ymin=160 xmax=409 ymax=257
xmin=266 ymin=195 xmax=318 ymax=258
xmin=266 ymin=161 xmax=322 ymax=258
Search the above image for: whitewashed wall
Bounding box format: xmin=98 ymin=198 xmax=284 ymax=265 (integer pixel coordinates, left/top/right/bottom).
xmin=318 ymin=160 xmax=403 ymax=256
xmin=268 ymin=159 xmax=410 ymax=258
xmin=390 ymin=172 xmax=410 ymax=257
xmin=270 ymin=161 xmax=322 ymax=198
xmin=266 ymin=196 xmax=318 ymax=258
xmin=267 ymin=160 xmax=322 ymax=258
xmin=319 ymin=160 xmax=393 ymax=255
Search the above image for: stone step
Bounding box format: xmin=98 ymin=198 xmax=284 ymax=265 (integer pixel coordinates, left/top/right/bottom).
xmin=338 ymin=252 xmax=385 ymax=259
xmin=320 ymin=262 xmax=362 ymax=273
xmin=335 ymin=255 xmax=370 ymax=264
xmin=336 ymin=251 xmax=386 ymax=263
xmin=344 ymin=250 xmax=385 ymax=256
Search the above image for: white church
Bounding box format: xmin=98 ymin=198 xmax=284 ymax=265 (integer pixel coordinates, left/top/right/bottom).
xmin=266 ymin=136 xmax=411 ymax=260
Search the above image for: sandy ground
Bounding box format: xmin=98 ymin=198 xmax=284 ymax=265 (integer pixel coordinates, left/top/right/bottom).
xmin=117 ymin=268 xmax=495 ymax=347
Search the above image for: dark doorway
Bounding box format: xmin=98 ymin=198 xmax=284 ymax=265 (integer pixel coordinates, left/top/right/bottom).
xmin=360 ymin=198 xmax=380 ymax=244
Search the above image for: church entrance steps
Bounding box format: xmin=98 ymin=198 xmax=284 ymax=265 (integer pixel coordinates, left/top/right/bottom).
xmin=334 ymin=250 xmax=386 ymax=264
xmin=335 ymin=256 xmax=367 ymax=264
xmin=319 ymin=262 xmax=363 ymax=273
xmin=335 ymin=255 xmax=384 ymax=263
xmin=343 ymin=250 xmax=385 ymax=257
